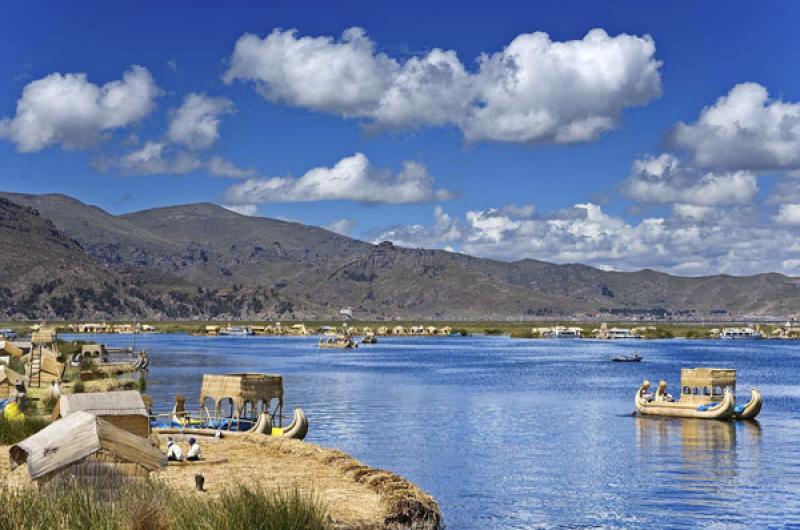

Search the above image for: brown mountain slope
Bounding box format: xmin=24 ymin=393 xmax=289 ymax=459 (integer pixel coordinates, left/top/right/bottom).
xmin=3 ymin=191 xmax=800 ymax=319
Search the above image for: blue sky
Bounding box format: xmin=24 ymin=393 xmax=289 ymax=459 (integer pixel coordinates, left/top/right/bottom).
xmin=2 ymin=1 xmax=800 ymax=275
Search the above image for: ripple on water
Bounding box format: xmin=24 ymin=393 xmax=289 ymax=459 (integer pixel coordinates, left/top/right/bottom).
xmin=63 ymin=334 xmax=800 ymax=529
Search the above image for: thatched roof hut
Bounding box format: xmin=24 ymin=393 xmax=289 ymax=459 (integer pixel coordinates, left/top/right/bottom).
xmin=200 ymin=373 xmax=283 ymax=421
xmin=81 ymin=344 xmax=107 ymax=358
xmin=26 ymin=349 xmax=63 ymax=387
xmin=0 ymin=365 xmax=23 ymax=399
xmin=0 ymin=340 xmax=23 ymax=358
xmin=53 ymin=390 xmax=150 ymax=437
xmin=31 ymin=328 xmax=57 ymax=346
xmin=9 ymin=411 xmax=164 ymax=491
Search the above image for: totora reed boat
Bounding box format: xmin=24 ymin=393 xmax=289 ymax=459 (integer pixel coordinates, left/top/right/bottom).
xmin=152 ymin=373 xmax=308 ymax=440
xmin=635 ymin=368 xmax=762 ymax=420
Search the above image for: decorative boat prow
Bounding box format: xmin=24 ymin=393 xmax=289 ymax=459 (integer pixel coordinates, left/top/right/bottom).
xmin=735 ymin=388 xmax=763 ymax=420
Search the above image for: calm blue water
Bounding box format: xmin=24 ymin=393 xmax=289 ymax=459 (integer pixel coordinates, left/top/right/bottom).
xmin=65 ymin=334 xmax=800 ymax=529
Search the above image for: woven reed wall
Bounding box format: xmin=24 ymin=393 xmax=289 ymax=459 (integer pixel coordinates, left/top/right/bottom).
xmin=38 ymin=450 xmax=150 ymax=494
xmin=102 ymin=415 xmax=150 ymax=438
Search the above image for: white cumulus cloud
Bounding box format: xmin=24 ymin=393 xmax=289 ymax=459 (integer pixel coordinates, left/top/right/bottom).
xmin=222 ymin=152 xmax=451 ymax=204
xmin=374 ymin=203 xmax=800 ymax=276
xmin=623 ymin=153 xmax=758 ymax=206
xmin=224 ymin=27 xmax=661 ymax=144
xmin=672 ymin=83 xmax=800 ymax=171
xmin=0 ymin=66 xmax=159 ymax=152
xmin=167 ymin=93 xmax=235 ymax=149
xmin=773 ymin=204 xmax=800 ymax=225
xmin=208 ymin=156 xmax=258 ymax=178
xmin=324 ymin=218 xmax=357 ymax=235
xmin=96 ymin=141 xmax=201 ymax=175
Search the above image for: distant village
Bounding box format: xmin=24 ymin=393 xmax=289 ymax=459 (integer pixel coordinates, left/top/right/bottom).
xmin=3 ymin=320 xmax=800 ymax=342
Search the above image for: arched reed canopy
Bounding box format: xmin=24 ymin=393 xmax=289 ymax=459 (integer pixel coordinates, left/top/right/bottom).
xmin=680 ymin=368 xmax=737 ymax=404
xmin=199 ymin=373 xmax=284 ymax=425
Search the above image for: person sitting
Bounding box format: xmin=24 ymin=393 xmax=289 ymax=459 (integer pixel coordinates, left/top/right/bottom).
xmin=186 ymin=437 xmax=202 ymax=461
xmin=166 ymin=437 xmax=184 ymax=461
xmin=49 ymin=380 xmax=61 ymax=400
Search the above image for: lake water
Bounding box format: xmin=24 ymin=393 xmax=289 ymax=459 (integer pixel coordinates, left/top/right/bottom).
xmin=65 ymin=334 xmax=800 ymax=529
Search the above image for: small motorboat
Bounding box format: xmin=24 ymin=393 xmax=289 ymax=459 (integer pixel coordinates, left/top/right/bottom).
xmin=612 ymin=353 xmax=643 ymax=362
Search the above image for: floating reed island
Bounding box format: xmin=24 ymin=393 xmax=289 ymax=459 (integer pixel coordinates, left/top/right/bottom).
xmin=0 ymin=328 xmax=441 ymax=529
xmin=8 ymin=318 xmax=800 ymax=341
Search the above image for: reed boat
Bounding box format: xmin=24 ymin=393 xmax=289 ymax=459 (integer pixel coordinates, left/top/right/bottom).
xmin=361 ymin=334 xmax=378 ymax=344
xmin=152 ymin=373 xmax=308 ymax=440
xmin=319 ymin=335 xmax=357 ymax=349
xmin=636 ymin=379 xmax=735 ymax=419
xmin=635 ymin=368 xmax=762 ymax=420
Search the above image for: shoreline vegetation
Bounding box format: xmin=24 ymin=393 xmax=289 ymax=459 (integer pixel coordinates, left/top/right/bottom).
xmin=1 ymin=320 xmax=793 ymax=340
xmin=0 ymin=482 xmax=330 ymax=530
xmin=0 ymin=333 xmax=443 ymax=530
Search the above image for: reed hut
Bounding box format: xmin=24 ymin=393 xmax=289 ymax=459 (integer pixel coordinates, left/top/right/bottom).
xmin=53 ymin=390 xmax=150 ymax=437
xmin=9 ymin=411 xmax=164 ymax=492
xmin=376 ymin=326 xmax=389 ymax=336
xmin=200 ymin=373 xmax=284 ymax=425
xmin=0 ymin=340 xmax=23 ymax=358
xmin=439 ymin=326 xmax=452 ymax=335
xmin=392 ymin=326 xmax=407 ymax=336
xmin=0 ymin=365 xmax=23 ymax=399
xmin=81 ymin=343 xmax=107 ymax=358
xmin=26 ymin=350 xmax=64 ymax=388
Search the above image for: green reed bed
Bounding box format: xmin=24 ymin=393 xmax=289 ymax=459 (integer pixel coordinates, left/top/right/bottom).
xmin=0 ymin=416 xmax=48 ymax=445
xmin=0 ymin=482 xmax=330 ymax=530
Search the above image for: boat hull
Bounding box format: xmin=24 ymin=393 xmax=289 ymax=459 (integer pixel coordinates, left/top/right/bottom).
xmin=635 ymin=382 xmax=735 ymax=419
xmin=735 ymin=388 xmax=763 ymax=420
xmin=153 ymin=408 xmax=308 ymax=440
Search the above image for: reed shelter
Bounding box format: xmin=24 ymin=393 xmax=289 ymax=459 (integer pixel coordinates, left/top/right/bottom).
xmin=676 ymin=368 xmax=737 ymax=404
xmin=199 ymin=373 xmax=284 ymax=427
xmin=0 ymin=365 xmax=23 ymax=399
xmin=10 ymin=411 xmax=164 ymax=492
xmin=53 ymin=390 xmax=150 ymax=438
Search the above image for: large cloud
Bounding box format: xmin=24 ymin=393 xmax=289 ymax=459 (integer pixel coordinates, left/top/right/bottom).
xmin=222 ymin=152 xmax=451 ymax=204
xmin=623 ymin=153 xmax=758 ymax=206
xmin=373 ymin=203 xmax=800 ymax=276
xmin=672 ymin=83 xmax=800 ymax=171
xmin=224 ymin=27 xmax=661 ymax=143
xmin=167 ymin=93 xmax=235 ymax=149
xmin=0 ymin=66 xmax=159 ymax=152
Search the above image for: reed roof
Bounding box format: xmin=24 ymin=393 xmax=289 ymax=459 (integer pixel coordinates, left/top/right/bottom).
xmin=681 ymin=368 xmax=737 ymax=388
xmin=57 ymin=390 xmax=148 ymax=418
xmin=200 ymin=373 xmax=283 ymax=406
xmin=0 ymin=365 xmax=22 ymax=385
xmin=9 ymin=411 xmax=164 ymax=480
xmin=0 ymin=340 xmax=23 ymax=358
xmin=31 ymin=329 xmax=56 ymax=344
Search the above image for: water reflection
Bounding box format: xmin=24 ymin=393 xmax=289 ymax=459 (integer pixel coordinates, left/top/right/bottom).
xmin=62 ymin=334 xmax=799 ymax=528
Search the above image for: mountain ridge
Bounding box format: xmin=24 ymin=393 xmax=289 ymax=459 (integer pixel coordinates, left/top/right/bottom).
xmin=2 ymin=191 xmax=800 ymax=320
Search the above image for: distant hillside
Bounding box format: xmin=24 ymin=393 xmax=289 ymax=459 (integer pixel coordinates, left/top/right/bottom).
xmin=3 ymin=191 xmax=800 ymax=320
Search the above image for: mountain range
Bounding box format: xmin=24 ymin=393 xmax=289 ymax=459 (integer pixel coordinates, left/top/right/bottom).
xmin=2 ymin=191 xmax=800 ymax=320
